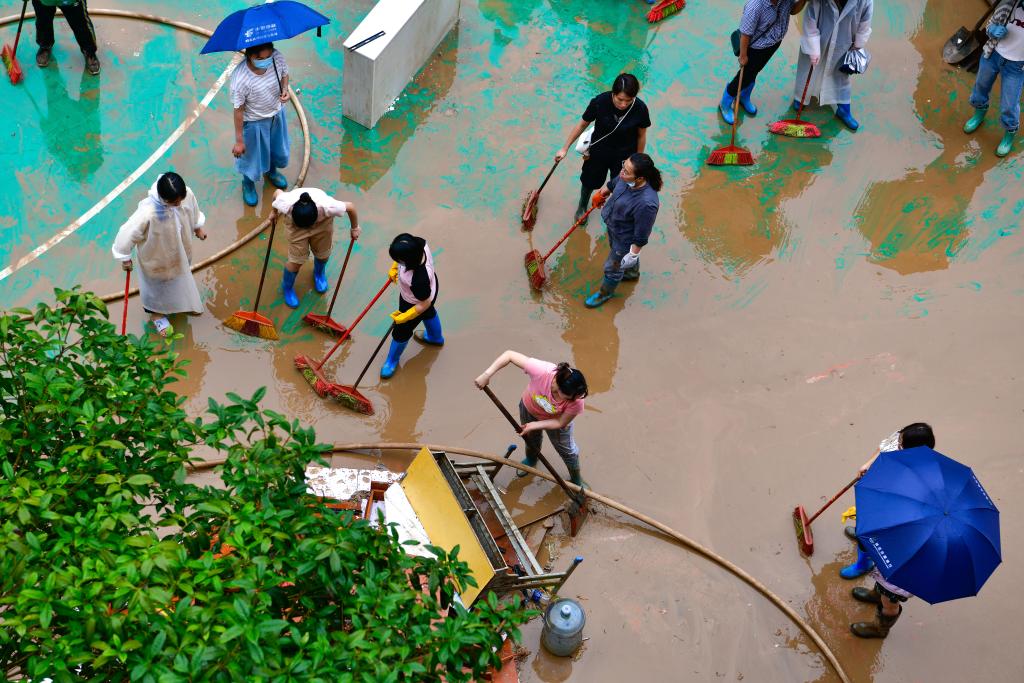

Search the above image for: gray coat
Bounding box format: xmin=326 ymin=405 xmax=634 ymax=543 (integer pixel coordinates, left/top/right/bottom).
xmin=793 ymin=0 xmax=874 ymax=106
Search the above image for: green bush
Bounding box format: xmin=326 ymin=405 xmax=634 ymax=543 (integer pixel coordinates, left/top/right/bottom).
xmin=0 ymin=289 xmax=528 ymax=681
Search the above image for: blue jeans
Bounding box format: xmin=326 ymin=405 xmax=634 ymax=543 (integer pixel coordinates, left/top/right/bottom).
xmin=602 ymin=230 xmax=635 ymax=285
xmin=970 ymin=52 xmax=1024 ymax=133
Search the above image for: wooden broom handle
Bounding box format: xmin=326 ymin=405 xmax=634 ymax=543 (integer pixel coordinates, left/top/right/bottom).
xmin=795 ymin=64 xmax=814 ymax=122
xmin=807 ymin=476 xmax=860 ymax=526
xmin=251 ymin=217 xmax=277 ymax=315
xmin=315 ymin=278 xmax=392 ymax=370
xmin=730 ymin=65 xmax=744 ymax=148
xmin=325 ymin=238 xmax=355 ymax=318
xmin=351 ymin=324 xmax=394 ymax=390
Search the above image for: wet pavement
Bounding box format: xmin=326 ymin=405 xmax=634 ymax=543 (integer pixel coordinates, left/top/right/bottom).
xmin=3 ymin=0 xmax=1024 ymax=680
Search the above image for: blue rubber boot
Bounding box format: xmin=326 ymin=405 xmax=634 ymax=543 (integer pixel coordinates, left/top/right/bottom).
xmin=739 ymin=82 xmax=757 ymax=116
xmin=836 ymin=103 xmax=859 ymax=131
xmin=282 ymin=269 xmax=299 ymax=308
xmin=266 ymin=167 xmax=288 ymax=189
xmin=584 ymin=278 xmax=617 ymax=308
xmin=413 ymin=314 xmax=445 ymax=346
xmin=840 ymin=548 xmax=875 ymax=580
xmin=516 ymin=454 xmax=539 ymax=478
xmin=312 ymin=258 xmax=329 ymax=293
xmin=963 ymin=109 xmax=986 ymax=134
xmin=242 ymin=177 xmax=258 ymax=207
xmin=719 ymin=86 xmax=736 ymax=125
xmin=380 ymin=339 xmax=409 ymax=379
xmin=996 ymin=130 xmax=1016 ymax=157
xmin=792 ymin=98 xmax=804 ymax=112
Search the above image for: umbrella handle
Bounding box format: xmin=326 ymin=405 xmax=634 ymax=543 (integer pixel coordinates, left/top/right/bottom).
xmin=807 ymin=476 xmax=860 ymax=526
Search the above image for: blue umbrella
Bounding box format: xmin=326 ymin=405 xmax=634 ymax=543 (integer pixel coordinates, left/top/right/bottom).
xmin=200 ymin=1 xmax=330 ymax=54
xmin=855 ymin=446 xmax=1001 ymax=604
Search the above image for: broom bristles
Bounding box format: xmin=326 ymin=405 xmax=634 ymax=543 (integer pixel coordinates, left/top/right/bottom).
xmin=521 ymin=191 xmax=538 ymax=230
xmin=334 ymin=387 xmax=375 ymax=415
xmin=224 ymin=312 xmax=279 ymax=340
xmin=769 ymin=119 xmax=821 ymax=138
xmin=296 ymin=354 xmax=374 ymax=412
xmin=647 ymin=0 xmax=685 ymax=23
xmin=524 ymin=250 xmax=546 ymax=290
xmin=2 ymin=45 xmax=22 ymax=85
xmin=707 ymin=146 xmax=754 ymax=166
xmin=302 ymin=313 xmax=349 ymax=337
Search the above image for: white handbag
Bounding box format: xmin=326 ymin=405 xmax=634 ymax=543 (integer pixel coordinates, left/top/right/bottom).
xmin=575 ymin=97 xmax=636 ymax=156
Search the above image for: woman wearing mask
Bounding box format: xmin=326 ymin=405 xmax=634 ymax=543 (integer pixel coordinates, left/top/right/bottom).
xmin=555 ymin=73 xmax=651 ymax=224
xmin=230 ymin=42 xmax=291 ymax=206
xmin=381 ymin=233 xmax=443 ymax=379
xmin=111 ymin=172 xmax=207 ymax=337
xmin=584 ymin=153 xmax=662 ymax=309
xmin=474 ymin=351 xmax=590 ymax=487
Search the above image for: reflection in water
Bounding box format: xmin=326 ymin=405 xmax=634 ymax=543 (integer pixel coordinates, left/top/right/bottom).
xmin=379 ymin=338 xmax=441 ymax=443
xmin=679 ymin=135 xmax=833 ymax=278
xmin=853 ymin=0 xmax=1004 ymax=274
xmin=167 ymin=318 xmax=211 ymax=418
xmin=34 ymin=66 xmax=104 ymax=182
xmin=338 ymin=31 xmax=458 ymax=190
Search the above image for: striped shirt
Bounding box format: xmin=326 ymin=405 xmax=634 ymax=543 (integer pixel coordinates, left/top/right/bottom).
xmin=230 ymin=51 xmax=289 ymax=122
xmin=739 ymin=0 xmax=797 ymax=50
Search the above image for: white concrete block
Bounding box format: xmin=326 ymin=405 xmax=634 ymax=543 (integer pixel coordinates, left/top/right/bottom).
xmin=342 ymin=0 xmax=460 ymax=128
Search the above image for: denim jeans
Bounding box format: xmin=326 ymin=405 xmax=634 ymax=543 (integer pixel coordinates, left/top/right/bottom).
xmin=970 ymin=51 xmax=1024 ymax=133
xmin=602 ymin=230 xmax=638 ymax=285
xmin=519 ymin=401 xmax=580 ymax=471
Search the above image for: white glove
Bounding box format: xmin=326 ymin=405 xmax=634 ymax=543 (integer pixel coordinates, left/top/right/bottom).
xmin=620 ymin=251 xmax=640 ymax=270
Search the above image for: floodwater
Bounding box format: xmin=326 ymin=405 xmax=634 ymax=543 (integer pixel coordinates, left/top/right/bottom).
xmin=3 ymin=0 xmax=1024 ymax=680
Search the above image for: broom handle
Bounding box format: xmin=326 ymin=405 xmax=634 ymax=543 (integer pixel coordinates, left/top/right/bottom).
xmin=795 ymin=64 xmax=813 ymax=122
xmin=251 ymin=217 xmax=277 ymax=315
xmin=351 ymin=324 xmax=394 ymax=390
xmin=535 ymin=157 xmax=561 ymax=195
xmin=480 ymin=386 xmax=584 ymax=506
xmin=12 ymin=1 xmax=28 ymax=55
xmin=316 ymin=278 xmax=392 ymax=370
xmin=542 ymin=204 xmax=598 ymax=261
xmin=120 ymin=269 xmax=131 ymax=335
xmin=324 ymin=238 xmax=355 ymax=318
xmin=806 ymin=476 xmax=859 ymax=526
xmin=730 ymin=66 xmax=744 ymax=148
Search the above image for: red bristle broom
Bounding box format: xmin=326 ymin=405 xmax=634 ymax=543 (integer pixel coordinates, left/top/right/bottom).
xmin=708 ymin=66 xmax=754 ymax=166
xmin=647 ymin=0 xmax=685 ymax=23
xmin=303 ymin=237 xmax=355 ymax=336
xmin=294 ymin=278 xmax=392 ymax=400
xmin=331 ymin=324 xmax=394 ymax=415
xmin=2 ymin=1 xmax=28 ymax=85
xmin=792 ymin=476 xmax=859 ymax=556
xmin=769 ymin=64 xmax=820 ymax=139
xmin=224 ymin=217 xmax=280 ymax=340
xmin=525 ymin=202 xmax=600 ymax=290
xmin=521 ymin=157 xmax=560 ymax=231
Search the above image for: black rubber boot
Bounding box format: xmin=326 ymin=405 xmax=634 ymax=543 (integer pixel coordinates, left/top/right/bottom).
xmin=844 ymin=525 xmax=858 ymax=541
xmin=851 ymin=585 xmax=882 ymax=605
xmin=575 ymin=184 xmax=591 ymax=224
xmin=851 ymin=605 xmax=901 ymax=639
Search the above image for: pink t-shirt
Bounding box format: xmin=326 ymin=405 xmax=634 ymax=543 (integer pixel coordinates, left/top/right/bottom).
xmin=520 ymin=358 xmax=584 ymax=421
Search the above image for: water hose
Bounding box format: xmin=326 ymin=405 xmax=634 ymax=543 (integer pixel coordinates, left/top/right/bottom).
xmin=187 ymin=442 xmax=851 ymax=682
xmin=0 ymin=8 xmax=312 ymax=305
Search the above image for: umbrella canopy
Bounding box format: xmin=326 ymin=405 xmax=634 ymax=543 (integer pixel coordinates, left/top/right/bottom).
xmin=856 ymin=446 xmax=1001 ymax=605
xmin=200 ymin=1 xmax=330 ymax=54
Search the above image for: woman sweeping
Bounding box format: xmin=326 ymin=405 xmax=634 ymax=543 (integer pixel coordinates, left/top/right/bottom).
xmin=111 ymin=172 xmax=207 ymax=337
xmin=381 ymin=233 xmax=444 ymax=379
xmin=720 ymin=0 xmax=808 ymax=124
xmin=791 ymin=0 xmax=874 ymax=131
xmin=474 ymin=351 xmax=589 ymax=487
xmin=555 ymin=73 xmax=651 ymax=224
xmin=584 ymin=153 xmax=662 ymax=309
xmin=230 ymin=42 xmax=291 ymax=207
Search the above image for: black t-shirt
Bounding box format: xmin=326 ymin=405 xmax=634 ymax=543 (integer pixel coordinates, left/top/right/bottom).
xmin=581 ymin=92 xmax=652 ymax=158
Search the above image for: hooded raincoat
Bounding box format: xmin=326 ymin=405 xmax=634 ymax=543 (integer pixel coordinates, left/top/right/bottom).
xmin=111 ymin=183 xmax=206 ymax=315
xmin=793 ymin=0 xmax=873 ymax=106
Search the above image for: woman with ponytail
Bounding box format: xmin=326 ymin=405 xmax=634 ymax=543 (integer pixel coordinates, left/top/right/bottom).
xmin=584 ymin=153 xmax=662 ymax=308
xmin=475 ymin=350 xmax=589 ymax=487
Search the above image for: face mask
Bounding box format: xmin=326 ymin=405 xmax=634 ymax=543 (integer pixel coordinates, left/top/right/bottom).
xmin=252 ymin=56 xmax=273 ymax=69
xmin=625 ymin=180 xmax=637 ymax=188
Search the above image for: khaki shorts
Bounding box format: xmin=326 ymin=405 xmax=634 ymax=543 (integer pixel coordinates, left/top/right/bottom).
xmin=287 ymin=218 xmax=333 ymax=265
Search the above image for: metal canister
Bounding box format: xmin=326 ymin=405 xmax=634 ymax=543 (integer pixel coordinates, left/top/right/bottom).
xmin=541 ymin=598 xmax=585 ymax=657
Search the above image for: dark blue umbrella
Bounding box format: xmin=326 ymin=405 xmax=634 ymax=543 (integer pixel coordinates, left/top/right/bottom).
xmin=200 ymin=1 xmax=330 ymax=54
xmin=855 ymin=446 xmax=1001 ymax=605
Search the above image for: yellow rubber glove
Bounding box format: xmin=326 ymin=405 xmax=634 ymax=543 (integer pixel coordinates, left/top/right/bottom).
xmin=840 ymin=505 xmax=857 ymax=525
xmin=390 ymin=307 xmax=419 ymax=325
xmin=388 ymin=261 xmax=399 ymax=283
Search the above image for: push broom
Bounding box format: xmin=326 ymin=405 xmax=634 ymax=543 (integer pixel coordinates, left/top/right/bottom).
xmin=1 ymin=1 xmax=27 ymax=85
xmin=769 ymin=64 xmax=820 ymax=138
xmin=708 ymin=66 xmax=754 ymax=166
xmin=332 ymin=324 xmax=394 ymax=415
xmin=481 ymin=385 xmax=589 ymax=537
xmin=224 ymin=217 xmax=280 ymax=340
xmin=525 ymin=202 xmax=600 ymax=291
xmin=303 ymin=237 xmax=355 ymax=336
xmin=647 ymin=0 xmax=685 ymax=23
xmin=792 ymin=476 xmax=859 ymax=556
xmin=294 ymin=278 xmax=392 ymax=400
xmin=521 ymin=158 xmax=560 ymax=231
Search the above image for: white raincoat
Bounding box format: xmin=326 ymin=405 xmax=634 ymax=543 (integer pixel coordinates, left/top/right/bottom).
xmin=111 ymin=183 xmax=206 ymax=315
xmin=794 ymin=0 xmax=873 ymax=106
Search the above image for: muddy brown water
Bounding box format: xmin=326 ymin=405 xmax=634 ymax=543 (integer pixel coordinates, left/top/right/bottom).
xmin=9 ymin=0 xmax=1024 ymax=680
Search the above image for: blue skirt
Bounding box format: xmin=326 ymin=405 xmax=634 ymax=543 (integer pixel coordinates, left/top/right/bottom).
xmin=235 ymin=108 xmax=290 ymax=182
